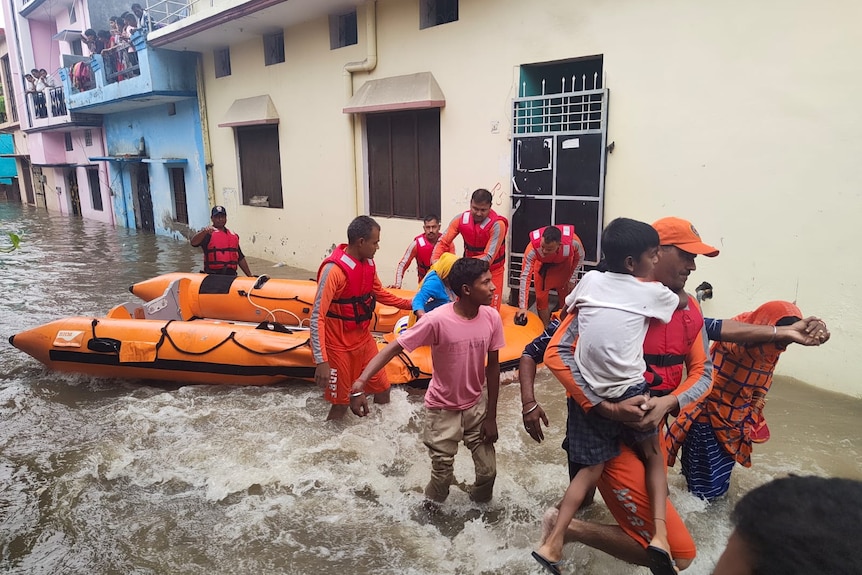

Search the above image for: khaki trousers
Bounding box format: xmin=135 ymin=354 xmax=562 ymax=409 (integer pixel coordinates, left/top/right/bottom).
xmin=422 ymin=391 xmax=496 ymax=503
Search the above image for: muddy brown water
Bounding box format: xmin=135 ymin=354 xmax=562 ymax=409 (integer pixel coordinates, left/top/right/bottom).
xmin=1 ymin=201 xmax=859 ymax=574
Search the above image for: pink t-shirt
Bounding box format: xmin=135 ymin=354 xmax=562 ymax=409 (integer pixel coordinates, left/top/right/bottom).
xmin=397 ymin=303 xmax=505 ymax=411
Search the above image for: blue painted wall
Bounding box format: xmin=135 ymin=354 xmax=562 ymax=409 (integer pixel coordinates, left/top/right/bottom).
xmin=104 ymin=98 xmax=209 ymax=238
xmin=0 ymin=134 xmax=17 ymax=184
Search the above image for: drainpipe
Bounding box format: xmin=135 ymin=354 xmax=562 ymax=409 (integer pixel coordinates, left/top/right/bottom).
xmin=343 ymin=0 xmax=377 ymax=216
xmin=195 ymin=53 xmax=216 ymax=212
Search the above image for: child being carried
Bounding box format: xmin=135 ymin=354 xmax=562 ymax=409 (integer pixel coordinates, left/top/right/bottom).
xmin=533 ymin=217 xmax=684 ymax=575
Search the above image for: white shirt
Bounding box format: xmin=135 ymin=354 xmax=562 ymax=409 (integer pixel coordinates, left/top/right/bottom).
xmin=566 ymin=271 xmax=679 ymax=399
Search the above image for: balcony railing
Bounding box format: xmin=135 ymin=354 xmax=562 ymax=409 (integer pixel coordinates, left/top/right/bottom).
xmin=61 ymin=29 xmax=198 ymax=114
xmin=103 ymin=45 xmax=141 ymax=85
xmin=27 ymin=86 xmax=66 ymax=119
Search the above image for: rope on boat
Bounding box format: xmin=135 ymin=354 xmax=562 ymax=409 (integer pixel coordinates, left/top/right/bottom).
xmin=157 ymin=321 xmax=310 ymax=356
xmin=87 ymin=318 xmax=310 ymax=358
xmin=394 ymin=350 xmax=432 ymax=380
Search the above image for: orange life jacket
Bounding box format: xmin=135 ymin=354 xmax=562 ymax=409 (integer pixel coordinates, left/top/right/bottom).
xmin=414 ymin=233 xmax=435 ymax=279
xmin=457 ymin=209 xmax=508 ymax=270
xmin=203 ymin=228 xmax=240 ymax=273
xmin=642 ymin=295 xmax=704 ymax=393
xmin=528 ymin=225 xmax=579 ymax=265
xmin=317 ymin=244 xmax=376 ymax=331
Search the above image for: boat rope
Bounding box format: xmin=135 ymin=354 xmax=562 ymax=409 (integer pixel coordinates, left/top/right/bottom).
xmin=155 ymin=320 xmax=310 ymax=356
xmin=236 ymin=292 xmax=315 ymax=307
xmin=394 ymin=350 xmax=432 ymax=380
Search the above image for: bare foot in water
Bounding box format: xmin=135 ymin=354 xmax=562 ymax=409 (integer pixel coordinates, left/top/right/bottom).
xmin=540 ymin=507 xmax=559 ymax=545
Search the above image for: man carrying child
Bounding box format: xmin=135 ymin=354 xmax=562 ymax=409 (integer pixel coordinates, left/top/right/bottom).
xmin=533 ymin=218 xmax=683 ymax=575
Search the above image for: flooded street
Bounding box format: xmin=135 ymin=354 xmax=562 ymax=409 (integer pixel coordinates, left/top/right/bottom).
xmin=1 ymin=201 xmax=860 ymax=574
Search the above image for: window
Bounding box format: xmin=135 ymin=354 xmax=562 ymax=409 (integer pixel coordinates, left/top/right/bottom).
xmin=420 ymin=0 xmax=458 ymax=29
xmin=71 ymin=40 xmax=83 ymax=56
xmin=1 ymin=56 xmax=17 ymax=122
xmin=263 ymin=32 xmax=285 ymax=66
xmin=64 ymin=132 xmax=73 ymax=151
xmin=329 ymin=11 xmax=357 ymax=49
xmin=69 ymin=6 xmax=76 ymax=24
xmin=87 ymin=167 xmax=103 ymax=211
xmin=170 ymin=167 xmax=188 ymax=223
xmin=84 ymin=129 xmax=92 ymax=146
xmin=214 ymin=48 xmax=231 ymax=78
xmin=236 ymin=125 xmax=283 ymax=208
xmin=367 ymin=109 xmax=441 ymax=219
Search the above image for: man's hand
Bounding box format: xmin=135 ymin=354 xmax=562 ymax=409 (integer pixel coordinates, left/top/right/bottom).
xmin=782 ymin=316 xmax=830 ymax=346
xmin=515 ymin=308 xmax=528 ymax=322
xmin=314 ymin=362 xmax=331 ymax=391
xmin=480 ymin=417 xmax=499 ymax=444
xmin=387 ymin=284 xmax=401 ymax=289
xmin=593 ymin=395 xmax=650 ymax=423
xmin=522 ymin=403 xmax=549 ymax=443
xmin=627 ymin=394 xmax=679 ymax=432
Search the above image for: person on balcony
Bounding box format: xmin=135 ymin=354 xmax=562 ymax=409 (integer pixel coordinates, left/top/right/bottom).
xmin=121 ymin=13 xmax=140 ymax=74
xmin=97 ymin=31 xmax=111 ymax=52
xmin=82 ymin=29 xmax=104 ymax=55
xmin=31 ymin=69 xmax=47 ymax=118
xmin=131 ymin=4 xmax=156 ymax=32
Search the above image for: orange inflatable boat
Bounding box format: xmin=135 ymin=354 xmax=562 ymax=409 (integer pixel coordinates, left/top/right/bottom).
xmin=129 ymin=273 xmax=413 ymax=333
xmin=10 ymin=277 xmax=544 ymax=386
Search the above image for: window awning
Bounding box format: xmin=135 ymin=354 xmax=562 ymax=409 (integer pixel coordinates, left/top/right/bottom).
xmin=218 ymin=95 xmax=279 ymax=128
xmin=142 ymin=158 xmax=188 ymax=164
xmin=343 ymin=72 xmax=445 ymax=114
xmin=53 ymin=29 xmax=83 ymax=42
xmin=89 ymin=156 xmax=145 ymax=163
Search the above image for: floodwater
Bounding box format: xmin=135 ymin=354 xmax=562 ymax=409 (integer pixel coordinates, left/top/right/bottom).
xmin=1 ymin=201 xmax=860 ymax=574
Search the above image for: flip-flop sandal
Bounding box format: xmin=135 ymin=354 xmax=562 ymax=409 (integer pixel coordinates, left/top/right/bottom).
xmin=531 ymin=551 xmax=562 ymax=575
xmin=646 ymin=545 xmax=678 ymax=575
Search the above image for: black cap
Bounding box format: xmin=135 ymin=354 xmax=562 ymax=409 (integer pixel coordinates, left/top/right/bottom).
xmin=211 ymin=205 xmax=226 ymax=217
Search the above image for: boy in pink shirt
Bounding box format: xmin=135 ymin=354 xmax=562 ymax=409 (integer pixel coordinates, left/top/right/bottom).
xmin=350 ymin=258 xmax=505 ymax=502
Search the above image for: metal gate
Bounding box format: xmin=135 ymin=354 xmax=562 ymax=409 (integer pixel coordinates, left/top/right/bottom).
xmin=508 ymin=75 xmax=609 ymax=288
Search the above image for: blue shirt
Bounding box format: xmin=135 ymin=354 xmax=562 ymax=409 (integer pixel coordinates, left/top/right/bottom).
xmin=522 ymin=318 xmax=561 ymax=364
xmin=412 ymin=271 xmax=454 ymax=313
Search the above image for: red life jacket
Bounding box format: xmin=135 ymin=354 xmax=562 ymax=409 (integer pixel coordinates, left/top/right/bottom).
xmin=203 ymin=228 xmax=241 ymax=273
xmin=642 ymin=294 xmax=704 ymax=393
xmin=457 ymin=209 xmax=508 ymax=270
xmin=528 ymin=224 xmax=578 ymax=265
xmin=317 ymin=244 xmax=376 ymax=331
xmin=414 ymin=233 xmax=435 ymax=279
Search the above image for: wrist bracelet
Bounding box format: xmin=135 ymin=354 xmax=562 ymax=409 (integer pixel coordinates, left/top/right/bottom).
xmin=522 ymin=403 xmax=540 ymax=416
xmin=350 ymin=391 xmax=364 ymax=398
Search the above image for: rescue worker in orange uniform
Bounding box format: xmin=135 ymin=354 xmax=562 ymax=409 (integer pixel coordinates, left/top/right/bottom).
xmin=190 ymin=205 xmax=253 ymax=276
xmin=540 ymin=216 xmax=719 ymax=573
xmin=516 ymin=224 xmax=585 ymax=327
xmin=432 ymin=189 xmax=508 ymax=310
xmin=312 ymin=215 xmax=412 ymax=421
xmin=389 ymin=214 xmax=453 ymax=289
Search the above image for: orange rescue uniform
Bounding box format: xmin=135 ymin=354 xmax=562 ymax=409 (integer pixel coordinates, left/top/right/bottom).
xmin=312 ymin=260 xmax=411 ymax=405
xmin=543 ymin=301 xmax=713 ymax=561
xmin=433 ymin=211 xmax=508 ymax=309
xmin=517 ymin=226 xmax=585 ymax=311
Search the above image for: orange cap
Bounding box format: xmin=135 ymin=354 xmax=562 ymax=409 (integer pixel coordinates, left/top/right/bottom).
xmin=652 ymin=217 xmax=719 ymax=257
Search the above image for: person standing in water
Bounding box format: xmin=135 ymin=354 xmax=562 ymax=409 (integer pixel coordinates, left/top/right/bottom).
xmin=350 ymin=258 xmax=504 ymax=503
xmin=190 ymin=205 xmax=253 ymax=276
xmin=311 ymin=216 xmax=412 ymax=421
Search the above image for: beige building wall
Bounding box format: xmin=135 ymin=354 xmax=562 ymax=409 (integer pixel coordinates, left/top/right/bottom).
xmin=202 ymin=0 xmax=860 ymax=396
